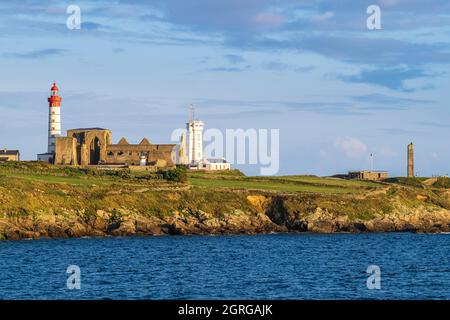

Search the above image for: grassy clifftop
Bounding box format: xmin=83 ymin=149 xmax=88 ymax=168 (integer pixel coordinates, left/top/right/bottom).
xmin=0 ymin=162 xmax=449 ymax=239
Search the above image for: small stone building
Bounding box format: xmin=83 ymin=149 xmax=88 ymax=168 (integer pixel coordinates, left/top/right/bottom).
xmin=348 ymin=170 xmax=389 ymax=181
xmin=54 ymin=128 xmax=175 ymax=167
xmin=0 ymin=149 xmax=20 ymax=162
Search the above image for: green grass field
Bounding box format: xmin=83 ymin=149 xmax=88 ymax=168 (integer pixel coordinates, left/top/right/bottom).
xmin=5 ymin=173 xmax=114 ymax=186
xmin=187 ymin=171 xmax=383 ymax=194
xmin=0 ymin=162 xmax=388 ymax=194
xmin=0 ymin=162 xmax=448 ymax=231
xmin=3 ymin=162 xmax=446 ymax=195
xmin=189 ymin=177 xmax=366 ymax=193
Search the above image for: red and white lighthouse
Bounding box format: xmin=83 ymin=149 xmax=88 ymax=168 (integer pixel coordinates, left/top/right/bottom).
xmin=47 ymin=82 xmax=62 ymax=153
xmin=38 ymin=82 xmax=62 ymax=162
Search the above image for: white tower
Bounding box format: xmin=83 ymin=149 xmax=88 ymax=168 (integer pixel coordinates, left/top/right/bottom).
xmin=47 ymin=82 xmax=62 ymax=153
xmin=186 ymin=105 xmax=204 ymax=164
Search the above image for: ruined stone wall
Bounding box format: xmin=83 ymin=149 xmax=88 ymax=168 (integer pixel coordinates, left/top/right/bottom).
xmin=106 ymin=144 xmax=175 ymax=166
xmin=54 ymin=128 xmax=174 ymax=167
xmin=54 ymin=137 xmax=77 ymax=165
xmin=66 ymin=129 xmax=112 ymax=165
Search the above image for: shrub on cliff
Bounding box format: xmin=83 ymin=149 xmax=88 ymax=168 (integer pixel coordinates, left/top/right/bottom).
xmin=158 ymin=167 xmax=187 ymax=183
xmin=434 ymin=177 xmax=450 ymax=188
xmin=384 ymin=177 xmax=425 ymax=188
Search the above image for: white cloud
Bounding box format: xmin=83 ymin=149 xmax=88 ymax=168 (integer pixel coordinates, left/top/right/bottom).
xmin=311 ymin=11 xmax=334 ymax=22
xmin=319 ymin=149 xmax=328 ymax=157
xmin=252 ymin=12 xmax=286 ymax=28
xmin=378 ymin=0 xmax=404 ymax=7
xmin=334 ymin=137 xmax=367 ymax=159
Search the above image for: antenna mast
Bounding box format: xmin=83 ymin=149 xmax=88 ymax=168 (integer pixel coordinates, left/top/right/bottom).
xmin=370 ymin=153 xmax=374 ymax=171
xmin=189 ymin=104 xmax=194 ymax=122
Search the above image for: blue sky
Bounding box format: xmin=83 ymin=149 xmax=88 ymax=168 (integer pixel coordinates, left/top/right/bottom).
xmin=0 ymin=0 xmax=449 ymax=176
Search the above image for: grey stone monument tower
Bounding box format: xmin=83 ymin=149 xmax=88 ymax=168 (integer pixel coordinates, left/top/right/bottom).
xmin=407 ymin=143 xmax=414 ymax=177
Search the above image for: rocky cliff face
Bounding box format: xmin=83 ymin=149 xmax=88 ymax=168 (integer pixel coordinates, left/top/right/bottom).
xmin=1 ymin=187 xmax=449 ymax=240
xmin=0 ymin=208 xmax=286 ymax=240
xmin=262 ymin=190 xmax=450 ymax=233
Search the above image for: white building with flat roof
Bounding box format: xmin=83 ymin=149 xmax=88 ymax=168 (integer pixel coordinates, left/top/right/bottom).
xmin=191 ymin=158 xmax=231 ymax=171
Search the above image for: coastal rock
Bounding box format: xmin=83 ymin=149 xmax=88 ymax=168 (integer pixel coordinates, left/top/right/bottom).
xmin=1 ymin=177 xmax=449 ymax=240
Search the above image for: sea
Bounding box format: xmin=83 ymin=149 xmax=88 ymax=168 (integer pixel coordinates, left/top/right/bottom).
xmin=0 ymin=233 xmax=449 ymax=300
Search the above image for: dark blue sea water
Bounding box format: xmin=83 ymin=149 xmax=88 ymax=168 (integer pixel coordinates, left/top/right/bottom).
xmin=0 ymin=233 xmax=449 ymax=300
